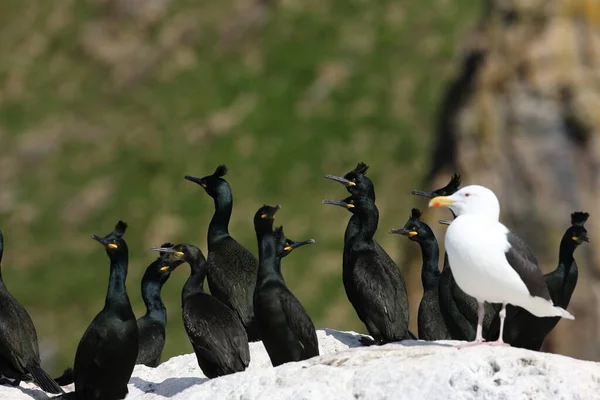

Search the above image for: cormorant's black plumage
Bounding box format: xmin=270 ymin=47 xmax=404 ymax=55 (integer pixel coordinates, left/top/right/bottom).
xmin=185 ymin=165 xmax=260 ymax=341
xmin=390 ymin=209 xmax=450 ymax=340
xmin=324 ymin=163 xmax=411 ymax=338
xmin=323 ymin=195 xmax=411 ymax=344
xmin=413 ymin=174 xmax=498 ymax=341
xmin=150 ymin=243 xmax=250 ymax=378
xmin=73 ymin=221 xmax=138 ymax=400
xmin=135 ymin=243 xmax=178 ymax=368
xmin=254 ymin=215 xmax=318 ymax=366
xmin=0 ymin=230 xmax=64 ymax=394
xmin=490 ymin=212 xmax=589 ymax=350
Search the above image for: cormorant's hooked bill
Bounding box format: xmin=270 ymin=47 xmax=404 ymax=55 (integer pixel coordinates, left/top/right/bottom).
xmin=149 ymin=246 xmax=185 ymax=258
xmin=91 ymin=220 xmax=127 ymax=248
xmin=283 ymin=238 xmax=315 ymax=252
xmin=389 ymin=228 xmax=417 ymax=237
xmin=322 ymin=199 xmax=354 ymax=209
xmin=324 ymin=174 xmax=356 ymax=187
xmin=410 ymin=189 xmax=434 ymax=198
xmin=184 ymin=175 xmax=205 ymax=187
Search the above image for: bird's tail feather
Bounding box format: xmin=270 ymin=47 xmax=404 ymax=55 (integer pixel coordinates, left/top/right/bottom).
xmin=553 ymin=306 xmax=575 ymax=320
xmin=522 ymin=296 xmax=575 ymax=320
xmin=54 ymin=367 xmax=74 ymax=386
xmin=28 ymin=364 xmax=65 ymax=394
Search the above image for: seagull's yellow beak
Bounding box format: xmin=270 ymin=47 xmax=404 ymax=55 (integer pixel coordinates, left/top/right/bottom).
xmin=429 ymin=196 xmax=454 ymax=208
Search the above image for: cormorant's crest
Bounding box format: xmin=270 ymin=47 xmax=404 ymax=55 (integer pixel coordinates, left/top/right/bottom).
xmin=410 ymin=208 xmax=422 ymax=221
xmin=114 ymin=221 xmax=128 ymax=237
xmin=571 ymin=212 xmax=589 ymax=227
xmin=160 ymin=242 xmax=174 ymax=248
xmin=353 ymin=162 xmax=369 ymax=175
xmin=213 ymin=164 xmax=228 ymax=178
xmin=435 ymin=173 xmax=461 ymax=195
xmin=274 ymin=226 xmax=285 ymax=238
xmin=448 ymin=173 xmax=461 ymax=190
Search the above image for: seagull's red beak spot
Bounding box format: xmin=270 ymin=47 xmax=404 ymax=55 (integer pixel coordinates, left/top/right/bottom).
xmin=428 ymin=196 xmax=453 ymax=208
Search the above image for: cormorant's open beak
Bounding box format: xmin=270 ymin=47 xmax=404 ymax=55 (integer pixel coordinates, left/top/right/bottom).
xmin=410 ymin=189 xmax=434 ymax=198
xmin=261 ymin=204 xmax=282 ymax=219
xmin=322 ymin=199 xmax=354 ymax=209
xmin=429 ymin=196 xmax=454 ymax=208
xmin=389 ymin=228 xmax=417 ymax=237
xmin=160 ymin=259 xmax=185 ymax=272
xmin=439 ymin=219 xmax=452 ymax=225
xmin=324 ymin=174 xmax=356 ymax=187
xmin=283 ymin=239 xmax=316 ymax=252
xmin=184 ymin=175 xmax=207 ymax=188
xmin=150 ymin=247 xmax=185 ymax=258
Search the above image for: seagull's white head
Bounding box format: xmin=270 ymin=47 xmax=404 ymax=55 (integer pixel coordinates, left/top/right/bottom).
xmin=428 ymin=185 xmax=500 ymax=219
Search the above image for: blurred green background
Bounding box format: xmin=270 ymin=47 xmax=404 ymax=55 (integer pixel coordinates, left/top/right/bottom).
xmin=12 ymin=0 xmax=586 ymax=374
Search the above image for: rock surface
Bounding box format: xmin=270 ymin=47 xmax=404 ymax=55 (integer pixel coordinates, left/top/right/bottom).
xmin=6 ymin=329 xmax=600 ymax=400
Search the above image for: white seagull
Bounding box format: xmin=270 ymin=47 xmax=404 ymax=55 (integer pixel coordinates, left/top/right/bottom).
xmin=429 ymin=185 xmax=574 ymax=346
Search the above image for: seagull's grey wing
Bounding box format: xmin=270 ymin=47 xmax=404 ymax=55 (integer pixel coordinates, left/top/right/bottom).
xmin=504 ymin=231 xmax=551 ymax=300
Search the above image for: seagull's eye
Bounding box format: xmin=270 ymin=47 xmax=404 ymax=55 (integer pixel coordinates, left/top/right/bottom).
xmin=464 ymin=193 xmax=471 ymax=197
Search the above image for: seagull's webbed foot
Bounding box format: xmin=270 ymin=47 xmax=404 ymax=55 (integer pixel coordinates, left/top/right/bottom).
xmin=455 ymin=338 xmax=486 ymax=349
xmin=486 ymin=339 xmax=510 ymax=347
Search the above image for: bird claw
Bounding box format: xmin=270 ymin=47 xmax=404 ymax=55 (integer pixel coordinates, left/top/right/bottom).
xmin=455 ymin=339 xmax=486 ymax=349
xmin=487 ymin=340 xmax=510 ymax=347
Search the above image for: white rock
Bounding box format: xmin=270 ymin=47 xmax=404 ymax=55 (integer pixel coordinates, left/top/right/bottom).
xmin=7 ymin=329 xmax=600 ymax=400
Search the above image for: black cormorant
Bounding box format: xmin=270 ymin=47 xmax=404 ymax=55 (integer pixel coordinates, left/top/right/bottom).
xmin=413 ymin=174 xmax=498 ymax=341
xmin=185 ymin=165 xmax=260 ymax=341
xmin=254 ymin=214 xmax=318 ymax=366
xmin=0 ymin=230 xmax=63 ymax=394
xmin=73 ymin=221 xmax=138 ymax=400
xmin=324 ymin=163 xmax=411 ymax=335
xmin=150 ymin=243 xmax=250 ymax=378
xmin=489 ymin=212 xmax=589 ymax=350
xmin=324 ymin=163 xmax=407 ymax=278
xmin=135 ymin=243 xmax=181 ymax=368
xmin=390 ymin=209 xmax=450 ymax=340
xmin=323 ymin=195 xmax=411 ymax=344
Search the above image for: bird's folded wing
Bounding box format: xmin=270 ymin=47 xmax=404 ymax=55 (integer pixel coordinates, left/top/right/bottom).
xmin=504 ymin=231 xmax=551 ymax=300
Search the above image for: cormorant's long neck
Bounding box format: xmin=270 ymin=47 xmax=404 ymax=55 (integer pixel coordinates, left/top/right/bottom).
xmin=182 ymin=257 xmax=207 ymax=303
xmin=352 ymin=202 xmax=378 ymax=250
xmin=208 ymin=185 xmax=233 ymax=247
xmin=550 ymin=235 xmax=579 ymax=307
xmin=556 ymin=236 xmax=577 ymax=274
xmin=344 ymin=215 xmax=360 ymax=249
xmin=105 ymin=250 xmax=130 ymax=308
xmin=418 ymin=236 xmax=440 ymax=290
xmin=142 ymin=280 xmax=166 ymax=323
xmin=257 ymin=233 xmax=283 ymax=285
